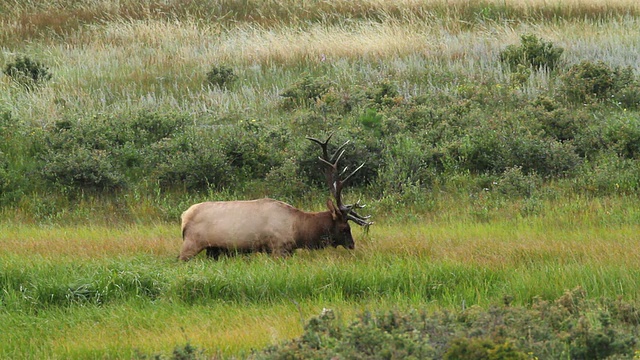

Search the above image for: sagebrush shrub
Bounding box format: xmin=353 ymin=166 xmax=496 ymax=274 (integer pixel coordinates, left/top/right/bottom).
xmin=366 ymin=79 xmax=400 ymax=108
xmin=149 ymin=131 xmax=233 ymax=190
xmin=495 ymin=166 xmax=540 ymax=198
xmin=614 ymin=82 xmax=640 ymax=110
xmin=263 ymin=157 xmax=311 ymax=201
xmin=205 ymin=65 xmax=237 ymax=89
xmin=377 ymin=135 xmax=437 ymax=193
xmin=252 ymin=288 xmax=640 ymax=359
xmin=41 ymin=147 xmax=126 ymax=191
xmin=561 ymin=61 xmax=636 ymax=104
xmin=40 ymin=112 xmax=195 ymax=192
xmin=444 ymin=338 xmax=528 ymax=360
xmin=129 ymin=112 xmax=187 ymax=144
xmin=572 ymin=152 xmax=640 ymax=194
xmin=280 ymin=74 xmax=332 ymax=108
xmin=509 ymin=64 xmax=532 ymax=86
xmin=3 ymin=56 xmax=52 ymax=90
xmin=457 ymin=125 xmax=580 ymax=177
xmin=531 ymin=96 xmax=590 ymax=142
xmin=0 ymin=152 xmax=10 ymax=196
xmin=499 ymin=34 xmax=564 ymax=71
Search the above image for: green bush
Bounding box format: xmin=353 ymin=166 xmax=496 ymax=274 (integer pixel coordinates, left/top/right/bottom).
xmin=499 ymin=34 xmax=564 ymax=71
xmin=574 ymin=112 xmax=640 ymax=160
xmin=359 ymin=108 xmax=384 ymax=137
xmin=0 ymin=111 xmax=30 ymax=203
xmin=0 ymin=151 xmax=12 ymax=200
xmin=366 ymin=79 xmax=400 ymax=108
xmin=377 ymin=135 xmax=437 ymax=193
xmin=444 ymin=338 xmax=527 ymax=360
xmin=39 ymin=112 xmax=196 ymax=192
xmin=149 ymin=129 xmax=233 ymax=191
xmin=456 ymin=127 xmax=580 ymax=177
xmin=280 ymin=74 xmax=332 ymax=108
xmin=494 ymin=166 xmax=540 ymax=198
xmin=263 ymin=157 xmax=312 ymax=201
xmin=205 ymin=64 xmax=237 ymax=89
xmin=3 ymin=55 xmax=52 ymax=90
xmin=218 ymin=120 xmax=287 ymax=181
xmin=252 ymin=288 xmax=640 ymax=359
xmin=602 ymin=113 xmax=640 ymax=159
xmin=129 ymin=112 xmax=187 ymax=144
xmin=135 ymin=342 xmax=206 ymax=360
xmin=40 ymin=147 xmax=126 ymax=192
xmin=572 ymin=152 xmax=640 ymax=195
xmin=530 ymin=96 xmax=590 ymax=142
xmin=614 ymin=82 xmax=640 ymax=110
xmin=253 ymin=309 xmax=434 ymax=360
xmin=561 ymin=61 xmax=636 ymax=104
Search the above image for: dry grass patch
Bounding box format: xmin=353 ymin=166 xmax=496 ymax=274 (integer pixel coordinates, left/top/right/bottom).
xmin=0 ymin=224 xmax=177 ymax=260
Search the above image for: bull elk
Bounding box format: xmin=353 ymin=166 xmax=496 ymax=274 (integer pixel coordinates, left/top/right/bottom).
xmin=178 ymin=133 xmax=372 ymax=261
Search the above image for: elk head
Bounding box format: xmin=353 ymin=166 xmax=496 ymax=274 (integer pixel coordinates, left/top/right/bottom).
xmin=307 ymin=133 xmax=373 ymax=248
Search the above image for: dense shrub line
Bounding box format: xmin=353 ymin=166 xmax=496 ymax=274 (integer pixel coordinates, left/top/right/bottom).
xmin=251 ymin=288 xmax=639 ymax=359
xmin=1 ymin=36 xmax=640 ymax=207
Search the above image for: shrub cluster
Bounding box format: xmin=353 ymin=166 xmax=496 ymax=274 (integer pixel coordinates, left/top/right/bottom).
xmin=280 ymin=74 xmax=332 ymax=108
xmin=3 ymin=55 xmax=52 ymax=90
xmin=499 ymin=34 xmax=564 ymax=71
xmin=2 ymin=35 xmax=640 ymax=206
xmin=205 ymin=65 xmax=237 ymax=89
xmin=252 ymin=288 xmax=639 ymax=359
xmin=561 ymin=61 xmax=639 ymax=108
xmin=37 ymin=113 xmax=291 ymax=193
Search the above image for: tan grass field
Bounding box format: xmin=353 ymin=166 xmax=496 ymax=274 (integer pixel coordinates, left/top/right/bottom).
xmin=2 ymin=0 xmax=639 ymax=124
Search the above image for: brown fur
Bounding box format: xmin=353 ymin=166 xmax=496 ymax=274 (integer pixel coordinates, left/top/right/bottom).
xmin=179 ymin=198 xmax=354 ymax=261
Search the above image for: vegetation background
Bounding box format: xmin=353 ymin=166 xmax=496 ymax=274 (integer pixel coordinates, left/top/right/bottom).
xmin=2 ymin=0 xmax=640 ymax=358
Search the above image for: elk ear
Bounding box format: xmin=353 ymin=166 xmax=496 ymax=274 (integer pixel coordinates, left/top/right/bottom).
xmin=327 ymin=199 xmax=342 ymax=220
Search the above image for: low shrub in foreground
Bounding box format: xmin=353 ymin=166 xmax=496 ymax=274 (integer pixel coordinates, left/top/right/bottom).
xmin=251 ymin=288 xmax=639 ymax=360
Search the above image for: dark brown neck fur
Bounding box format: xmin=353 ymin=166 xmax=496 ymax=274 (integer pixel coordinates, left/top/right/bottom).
xmin=294 ymin=211 xmax=334 ymax=249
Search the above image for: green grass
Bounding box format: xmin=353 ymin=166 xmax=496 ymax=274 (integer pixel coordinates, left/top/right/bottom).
xmin=3 ymin=195 xmax=640 ymax=358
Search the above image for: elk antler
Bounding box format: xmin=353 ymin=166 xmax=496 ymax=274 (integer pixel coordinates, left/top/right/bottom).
xmin=306 ymin=133 xmax=373 ymax=227
xmin=343 ymin=200 xmax=373 ymax=227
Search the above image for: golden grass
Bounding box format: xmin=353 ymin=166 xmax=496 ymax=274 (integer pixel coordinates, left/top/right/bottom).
xmin=2 ymin=0 xmax=638 ymax=125
xmin=2 ymin=16 xmax=637 ymax=126
xmin=0 ymin=224 xmax=178 ymax=260
xmin=46 ymin=303 xmax=311 ymax=357
xmin=3 ymin=202 xmax=639 ymax=267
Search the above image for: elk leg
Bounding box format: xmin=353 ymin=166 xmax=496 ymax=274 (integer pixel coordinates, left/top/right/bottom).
xmin=271 ymin=243 xmax=294 ymax=258
xmin=205 ymin=247 xmax=223 ymax=259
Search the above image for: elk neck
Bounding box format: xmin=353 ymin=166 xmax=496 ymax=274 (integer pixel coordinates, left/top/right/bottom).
xmin=294 ymin=210 xmax=334 ymax=249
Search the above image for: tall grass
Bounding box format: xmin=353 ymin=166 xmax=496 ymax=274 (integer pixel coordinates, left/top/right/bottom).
xmin=3 ymin=195 xmax=640 ymax=357
xmin=1 ymin=1 xmax=639 ymax=125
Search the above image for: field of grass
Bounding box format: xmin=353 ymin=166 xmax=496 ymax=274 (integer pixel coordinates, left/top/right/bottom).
xmin=3 ymin=195 xmax=640 ymax=358
xmin=2 ymin=0 xmax=639 ymax=125
xmin=3 ymin=0 xmax=640 ymax=358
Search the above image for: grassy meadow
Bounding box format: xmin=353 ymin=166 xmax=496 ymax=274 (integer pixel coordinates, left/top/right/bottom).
xmin=3 ymin=195 xmax=640 ymax=358
xmin=2 ymin=0 xmax=640 ymax=358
